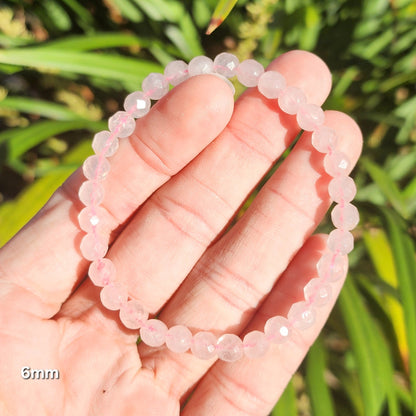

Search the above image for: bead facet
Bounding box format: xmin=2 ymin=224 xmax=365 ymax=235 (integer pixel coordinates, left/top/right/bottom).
xmin=164 ymin=60 xmax=189 ymax=86
xmin=312 ymin=126 xmax=337 ymax=153
xmin=191 ymin=331 xmax=217 ymax=360
xmin=92 ymin=131 xmax=119 ymax=157
xmin=304 ymin=278 xmax=332 ymax=307
xmin=140 ymin=319 xmax=168 ymax=347
xmin=243 ymin=330 xmax=269 ymax=359
xmin=188 ymin=56 xmax=214 ymax=76
xmin=278 ymin=86 xmax=307 ymax=115
xmin=166 ymin=325 xmax=192 ymax=353
xmin=217 ymin=333 xmax=244 ymax=362
xmin=100 ymin=282 xmax=128 ymax=311
xmin=80 ymin=233 xmax=108 ymax=261
xmin=119 ymin=300 xmax=149 ymax=329
xmin=142 ymin=73 xmax=169 ymax=100
xmin=328 ymin=176 xmax=357 ymax=203
xmin=82 ymin=155 xmax=111 ymax=181
xmin=288 ymin=301 xmax=316 ymax=330
xmin=108 ymin=111 xmax=136 ymax=138
xmin=124 ymin=91 xmax=151 ymax=118
xmin=78 ymin=206 xmax=108 ymax=233
xmin=214 ymin=52 xmax=239 ymax=78
xmin=258 ymin=71 xmax=286 ymax=99
xmin=331 ymin=202 xmax=360 ymax=230
xmin=89 ymin=258 xmax=116 ymax=286
xmin=296 ymin=103 xmax=325 ymax=131
xmin=236 ymin=59 xmax=264 ymax=87
xmin=324 ymin=151 xmax=350 ymax=177
xmin=264 ymin=316 xmax=291 ymax=344
xmin=327 ymin=229 xmax=354 ymax=254
xmin=317 ymin=252 xmax=349 ymax=282
xmin=78 ymin=180 xmax=104 ymax=206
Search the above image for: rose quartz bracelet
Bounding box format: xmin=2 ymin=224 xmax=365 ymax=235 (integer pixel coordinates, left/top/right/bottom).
xmin=78 ymin=53 xmax=359 ymax=362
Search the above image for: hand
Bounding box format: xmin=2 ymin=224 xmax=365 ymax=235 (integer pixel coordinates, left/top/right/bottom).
xmin=0 ymin=50 xmax=362 ymax=415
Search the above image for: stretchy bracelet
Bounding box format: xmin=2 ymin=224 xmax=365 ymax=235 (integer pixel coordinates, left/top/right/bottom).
xmin=77 ymin=53 xmax=359 ymax=362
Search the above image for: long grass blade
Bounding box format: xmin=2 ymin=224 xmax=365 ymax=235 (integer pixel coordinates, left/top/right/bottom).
xmin=271 ymin=380 xmax=297 ymax=416
xmin=206 ymin=0 xmax=239 ymax=35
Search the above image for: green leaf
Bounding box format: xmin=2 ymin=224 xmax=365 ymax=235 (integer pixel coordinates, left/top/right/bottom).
xmin=206 ymin=0 xmax=239 ymax=34
xmin=42 ymin=0 xmax=72 ymax=31
xmin=271 ymin=380 xmax=297 ymax=416
xmin=111 ymin=0 xmax=144 ymax=22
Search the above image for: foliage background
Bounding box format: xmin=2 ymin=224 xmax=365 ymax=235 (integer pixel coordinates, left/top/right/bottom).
xmin=0 ymin=0 xmax=415 ymax=414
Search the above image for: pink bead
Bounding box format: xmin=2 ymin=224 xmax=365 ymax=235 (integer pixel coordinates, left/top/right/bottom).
xmin=288 ymin=301 xmax=316 ymax=330
xmin=119 ymin=299 xmax=149 ymax=329
xmin=328 ymin=176 xmax=357 ymax=203
xmin=89 ymin=258 xmax=116 ymax=286
xmin=78 ymin=180 xmax=104 ymax=206
xmin=123 ymin=91 xmax=151 ymax=118
xmin=108 ymin=111 xmax=136 ymax=138
xmin=191 ymin=331 xmax=217 ymax=360
xmin=304 ymin=278 xmax=332 ymax=307
xmin=317 ymin=252 xmax=348 ymax=282
xmin=264 ymin=316 xmax=291 ymax=344
xmin=165 ymin=325 xmax=192 ymax=353
xmin=331 ymin=202 xmax=360 ymax=230
xmin=243 ymin=331 xmax=269 ymax=359
xmin=142 ymin=73 xmax=169 ymax=100
xmin=78 ymin=206 xmax=108 ymax=233
xmin=100 ymin=282 xmax=128 ymax=311
xmin=213 ymin=52 xmax=239 ymax=78
xmin=324 ymin=150 xmax=351 ymax=177
xmin=216 ymin=334 xmax=244 ymax=362
xmin=327 ymin=229 xmax=354 ymax=254
xmin=80 ymin=233 xmax=108 ymax=261
xmin=278 ymin=86 xmax=307 ymax=115
xmin=257 ymin=71 xmax=286 ymax=99
xmin=164 ymin=60 xmax=189 ymax=86
xmin=296 ymin=103 xmax=325 ymax=131
xmin=92 ymin=131 xmax=119 ymax=157
xmin=188 ymin=56 xmax=214 ymax=76
xmin=236 ymin=59 xmax=264 ymax=87
xmin=140 ymin=319 xmax=168 ymax=347
xmin=311 ymin=126 xmax=338 ymax=153
xmin=82 ymin=155 xmax=110 ymax=181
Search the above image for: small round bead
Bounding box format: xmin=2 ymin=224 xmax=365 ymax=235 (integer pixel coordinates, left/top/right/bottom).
xmin=331 ymin=202 xmax=360 ymax=230
xmin=142 ymin=73 xmax=169 ymax=100
xmin=213 ymin=52 xmax=239 ymax=78
xmin=317 ymin=252 xmax=349 ymax=282
xmin=257 ymin=70 xmax=286 ymax=99
xmin=89 ymin=258 xmax=116 ymax=286
xmin=123 ymin=91 xmax=151 ymax=118
xmin=304 ymin=278 xmax=332 ymax=307
xmin=82 ymin=155 xmax=111 ymax=181
xmin=236 ymin=59 xmax=264 ymax=87
xmin=296 ymin=103 xmax=325 ymax=131
xmin=80 ymin=233 xmax=108 ymax=261
xmin=164 ymin=60 xmax=189 ymax=86
xmin=243 ymin=330 xmax=269 ymax=359
xmin=78 ymin=206 xmax=108 ymax=233
xmin=264 ymin=316 xmax=291 ymax=344
xmin=191 ymin=331 xmax=217 ymax=360
xmin=311 ymin=126 xmax=338 ymax=153
xmin=288 ymin=301 xmax=316 ymax=330
xmin=78 ymin=180 xmax=104 ymax=206
xmin=140 ymin=319 xmax=168 ymax=347
xmin=327 ymin=229 xmax=354 ymax=254
xmin=100 ymin=282 xmax=128 ymax=311
xmin=328 ymin=176 xmax=357 ymax=203
xmin=108 ymin=111 xmax=136 ymax=138
xmin=188 ymin=56 xmax=214 ymax=76
xmin=324 ymin=150 xmax=351 ymax=177
xmin=92 ymin=131 xmax=119 ymax=157
xmin=119 ymin=300 xmax=149 ymax=329
xmin=166 ymin=325 xmax=192 ymax=353
xmin=278 ymin=86 xmax=307 ymax=115
xmin=217 ymin=334 xmax=244 ymax=362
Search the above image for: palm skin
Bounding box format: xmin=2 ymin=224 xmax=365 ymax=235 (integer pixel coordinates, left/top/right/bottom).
xmin=0 ymin=51 xmax=362 ymax=416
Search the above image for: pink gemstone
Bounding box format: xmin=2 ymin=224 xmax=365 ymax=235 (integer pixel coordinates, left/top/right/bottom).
xmin=217 ymin=334 xmax=244 ymax=362
xmin=278 ymin=86 xmax=307 ymax=115
xmin=327 ymin=229 xmax=354 ymax=254
xmin=317 ymin=252 xmax=348 ymax=282
xmin=296 ymin=103 xmax=325 ymax=131
xmin=89 ymin=258 xmax=116 ymax=286
xmin=119 ymin=300 xmax=149 ymax=329
xmin=78 ymin=180 xmax=104 ymax=206
xmin=140 ymin=319 xmax=168 ymax=347
xmin=191 ymin=331 xmax=217 ymax=360
xmin=324 ymin=151 xmax=351 ymax=177
xmin=142 ymin=73 xmax=169 ymax=100
xmin=164 ymin=60 xmax=189 ymax=86
xmin=82 ymin=155 xmax=110 ymax=181
xmin=123 ymin=91 xmax=151 ymax=118
xmin=304 ymin=278 xmax=332 ymax=307
xmin=311 ymin=126 xmax=338 ymax=153
xmin=331 ymin=202 xmax=360 ymax=230
xmin=288 ymin=301 xmax=316 ymax=330
xmin=188 ymin=56 xmax=214 ymax=76
xmin=80 ymin=233 xmax=108 ymax=261
xmin=100 ymin=282 xmax=128 ymax=311
xmin=108 ymin=111 xmax=136 ymax=138
xmin=213 ymin=52 xmax=239 ymax=78
xmin=243 ymin=330 xmax=269 ymax=359
xmin=264 ymin=316 xmax=291 ymax=344
xmin=78 ymin=206 xmax=108 ymax=233
xmin=92 ymin=131 xmax=119 ymax=157
xmin=328 ymin=176 xmax=357 ymax=203
xmin=257 ymin=70 xmax=286 ymax=99
xmin=165 ymin=325 xmax=192 ymax=353
xmin=236 ymin=59 xmax=264 ymax=87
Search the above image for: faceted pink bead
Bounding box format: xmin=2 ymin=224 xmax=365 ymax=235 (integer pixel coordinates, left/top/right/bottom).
xmin=304 ymin=278 xmax=332 ymax=307
xmin=108 ymin=111 xmax=136 ymax=138
xmin=213 ymin=52 xmax=239 ymax=78
xmin=119 ymin=299 xmax=149 ymax=329
xmin=164 ymin=60 xmax=189 ymax=86
xmin=324 ymin=150 xmax=351 ymax=177
xmin=191 ymin=331 xmax=217 ymax=360
xmin=80 ymin=233 xmax=108 ymax=261
xmin=328 ymin=176 xmax=357 ymax=203
xmin=82 ymin=155 xmax=110 ymax=181
xmin=100 ymin=282 xmax=128 ymax=311
xmin=257 ymin=71 xmax=286 ymax=99
xmin=140 ymin=319 xmax=168 ymax=347
xmin=243 ymin=330 xmax=269 ymax=359
xmin=264 ymin=316 xmax=291 ymax=344
xmin=78 ymin=206 xmax=108 ymax=233
xmin=327 ymin=229 xmax=354 ymax=254
xmin=296 ymin=103 xmax=325 ymax=131
xmin=89 ymin=258 xmax=116 ymax=286
xmin=311 ymin=126 xmax=338 ymax=153
xmin=288 ymin=301 xmax=316 ymax=330
xmin=92 ymin=131 xmax=119 ymax=157
xmin=123 ymin=91 xmax=151 ymax=118
xmin=216 ymin=334 xmax=244 ymax=362
xmin=165 ymin=325 xmax=192 ymax=353
xmin=331 ymin=202 xmax=360 ymax=230
xmin=142 ymin=73 xmax=169 ymax=100
xmin=78 ymin=180 xmax=104 ymax=206
xmin=317 ymin=252 xmax=348 ymax=282
xmin=188 ymin=56 xmax=214 ymax=76
xmin=236 ymin=59 xmax=264 ymax=87
xmin=278 ymin=86 xmax=307 ymax=115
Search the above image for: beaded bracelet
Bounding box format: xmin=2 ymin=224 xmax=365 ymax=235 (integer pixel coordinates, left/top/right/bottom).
xmin=78 ymin=53 xmax=359 ymax=362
